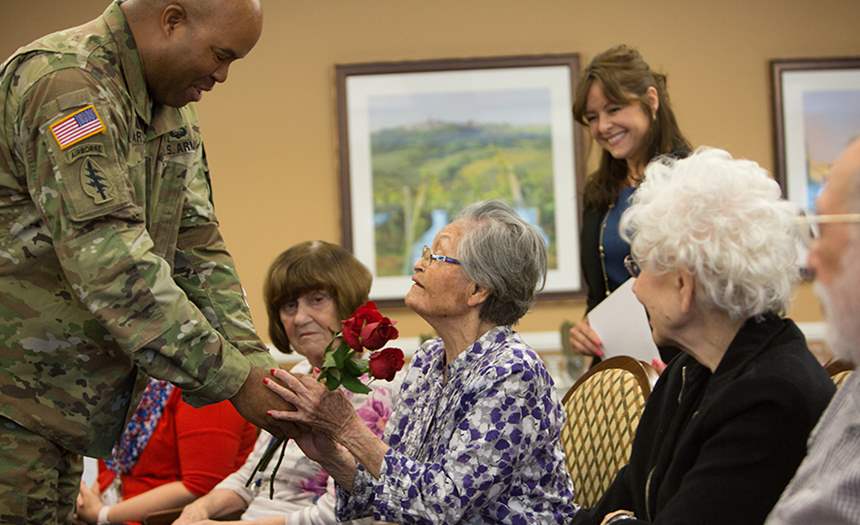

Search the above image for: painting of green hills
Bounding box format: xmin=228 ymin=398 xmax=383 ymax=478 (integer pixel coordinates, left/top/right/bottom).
xmin=370 ymin=114 xmax=558 ymax=277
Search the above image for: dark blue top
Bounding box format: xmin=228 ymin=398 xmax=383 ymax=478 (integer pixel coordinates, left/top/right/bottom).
xmin=603 ymin=185 xmax=636 ymax=291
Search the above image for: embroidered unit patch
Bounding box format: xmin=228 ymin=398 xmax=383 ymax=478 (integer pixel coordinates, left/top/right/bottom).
xmin=80 ymin=157 xmax=113 ymax=204
xmin=49 ymin=105 xmax=105 ymax=150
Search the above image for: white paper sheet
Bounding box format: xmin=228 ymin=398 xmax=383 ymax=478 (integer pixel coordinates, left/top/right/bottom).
xmin=587 ymin=278 xmax=660 ymax=363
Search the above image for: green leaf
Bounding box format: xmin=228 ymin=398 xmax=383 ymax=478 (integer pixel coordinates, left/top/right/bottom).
xmin=341 ymin=374 xmax=371 ymax=394
xmin=333 ymin=345 xmax=350 ymax=368
xmin=322 ymin=351 xmax=338 ymax=369
xmin=345 ymin=356 xmax=368 ymax=376
xmin=325 ymin=373 xmax=341 ymax=391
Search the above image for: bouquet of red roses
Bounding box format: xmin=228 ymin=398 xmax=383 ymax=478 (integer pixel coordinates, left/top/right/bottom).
xmin=317 ymin=301 xmax=405 ymax=394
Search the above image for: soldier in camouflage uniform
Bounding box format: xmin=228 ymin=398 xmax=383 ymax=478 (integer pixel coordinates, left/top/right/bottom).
xmin=0 ymin=1 xmax=285 ymax=522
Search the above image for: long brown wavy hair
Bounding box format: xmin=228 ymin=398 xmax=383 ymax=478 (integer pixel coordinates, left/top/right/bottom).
xmin=573 ymin=45 xmax=691 ymax=210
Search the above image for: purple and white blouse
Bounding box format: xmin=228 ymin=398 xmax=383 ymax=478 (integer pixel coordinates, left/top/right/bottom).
xmin=337 ymin=325 xmax=579 ymax=524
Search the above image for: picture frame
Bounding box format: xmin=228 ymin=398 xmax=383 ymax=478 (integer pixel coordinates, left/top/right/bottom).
xmin=336 ymin=54 xmax=585 ymax=304
xmin=770 ymin=56 xmax=860 ymax=211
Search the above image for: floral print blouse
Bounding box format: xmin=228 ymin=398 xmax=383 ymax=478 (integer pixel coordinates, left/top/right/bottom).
xmin=337 ymin=325 xmax=579 ymax=524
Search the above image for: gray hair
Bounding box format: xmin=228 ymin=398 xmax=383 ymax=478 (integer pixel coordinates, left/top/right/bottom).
xmin=455 ymin=200 xmax=547 ymax=325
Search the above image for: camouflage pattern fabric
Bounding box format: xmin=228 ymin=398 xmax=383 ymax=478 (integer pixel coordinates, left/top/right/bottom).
xmin=0 ymin=416 xmax=82 ymax=524
xmin=0 ymin=0 xmax=275 ymax=470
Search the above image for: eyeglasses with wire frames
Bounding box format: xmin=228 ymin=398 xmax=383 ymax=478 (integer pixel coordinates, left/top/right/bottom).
xmin=421 ymin=245 xmax=461 ymax=266
xmin=794 ymin=212 xmax=860 ymax=281
xmin=623 ymin=254 xmax=641 ymax=278
xmin=795 ymin=212 xmax=860 ymax=249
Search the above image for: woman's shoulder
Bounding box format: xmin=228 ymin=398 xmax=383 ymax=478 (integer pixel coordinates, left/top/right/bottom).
xmin=702 ymin=322 xmax=834 ymax=423
xmin=472 ymin=330 xmax=553 ymax=387
xmin=407 ymin=337 xmax=445 ymax=373
xmin=741 ymin=318 xmax=829 ymax=383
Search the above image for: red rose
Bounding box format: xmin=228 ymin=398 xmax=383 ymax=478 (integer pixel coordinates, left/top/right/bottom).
xmin=341 ymin=301 xmax=398 ymax=351
xmin=341 ymin=301 xmax=383 ymax=351
xmin=360 ymin=318 xmax=399 ymax=350
xmin=369 ymin=347 xmax=405 ymax=381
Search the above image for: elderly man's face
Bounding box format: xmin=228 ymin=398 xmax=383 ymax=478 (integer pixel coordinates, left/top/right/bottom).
xmin=405 ymin=221 xmax=475 ymax=320
xmin=810 ymin=140 xmax=860 ymax=363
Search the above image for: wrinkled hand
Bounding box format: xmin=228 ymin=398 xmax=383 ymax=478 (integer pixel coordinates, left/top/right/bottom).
xmin=74 ymin=480 xmax=103 ymax=524
xmin=568 ymin=318 xmax=604 ymax=357
xmin=231 ymin=367 xmax=304 ymax=439
xmin=291 ymin=421 xmax=351 ymax=465
xmin=263 ymin=369 xmax=358 ymax=437
xmin=171 ymin=502 xmax=208 ymax=525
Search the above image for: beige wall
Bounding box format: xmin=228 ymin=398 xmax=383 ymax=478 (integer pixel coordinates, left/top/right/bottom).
xmin=3 ymin=1 xmax=859 ymax=341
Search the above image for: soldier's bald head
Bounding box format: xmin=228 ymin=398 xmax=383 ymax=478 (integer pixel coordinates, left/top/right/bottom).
xmin=126 ymin=0 xmax=262 ymax=19
xmin=122 ymin=0 xmax=263 ymax=107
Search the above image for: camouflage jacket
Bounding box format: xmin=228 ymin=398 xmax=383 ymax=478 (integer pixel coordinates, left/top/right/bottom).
xmin=0 ymin=1 xmax=274 ymax=456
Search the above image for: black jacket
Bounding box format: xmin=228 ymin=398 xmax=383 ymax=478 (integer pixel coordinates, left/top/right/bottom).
xmin=572 ymin=315 xmax=835 ymax=525
xmin=581 ymin=204 xmax=610 ymax=313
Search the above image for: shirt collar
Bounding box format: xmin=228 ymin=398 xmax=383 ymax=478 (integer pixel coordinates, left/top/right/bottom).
xmin=711 ymin=313 xmax=789 ymax=381
xmin=103 ymin=0 xmax=152 ymax=125
xmin=445 ymin=325 xmax=512 ymax=378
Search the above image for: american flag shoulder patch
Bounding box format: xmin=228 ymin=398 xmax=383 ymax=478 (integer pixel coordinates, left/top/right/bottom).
xmin=49 ymin=105 xmax=106 ymax=150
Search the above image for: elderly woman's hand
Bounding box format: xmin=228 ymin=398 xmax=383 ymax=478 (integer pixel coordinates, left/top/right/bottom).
xmin=263 ymin=369 xmax=358 ymax=437
xmin=568 ymin=317 xmax=604 ymax=357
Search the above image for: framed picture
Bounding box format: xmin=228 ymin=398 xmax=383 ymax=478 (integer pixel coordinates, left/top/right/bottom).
xmin=336 ymin=54 xmax=584 ymax=304
xmin=771 ymin=57 xmax=860 ymax=211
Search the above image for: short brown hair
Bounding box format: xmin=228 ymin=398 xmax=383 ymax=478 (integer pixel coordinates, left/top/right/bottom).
xmin=263 ymin=241 xmax=372 ymax=353
xmin=573 ymin=45 xmax=691 ymax=210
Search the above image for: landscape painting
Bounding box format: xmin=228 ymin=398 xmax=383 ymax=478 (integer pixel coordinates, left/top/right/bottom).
xmin=801 ymin=90 xmax=860 ymax=211
xmin=771 ymin=57 xmax=860 ymax=211
xmin=337 ymin=56 xmax=583 ymax=302
xmin=369 ymin=88 xmax=556 ymax=276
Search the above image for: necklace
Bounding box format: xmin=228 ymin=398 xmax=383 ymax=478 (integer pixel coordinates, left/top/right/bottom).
xmin=598 ymin=203 xmax=613 ymax=298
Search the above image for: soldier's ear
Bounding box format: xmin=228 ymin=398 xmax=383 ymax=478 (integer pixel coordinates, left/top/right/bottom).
xmin=160 ymin=4 xmax=188 ymax=36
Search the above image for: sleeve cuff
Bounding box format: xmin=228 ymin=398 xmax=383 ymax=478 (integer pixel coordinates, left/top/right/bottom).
xmin=336 ymin=463 xmax=375 ymax=521
xmin=181 ymin=340 xmax=251 ymax=406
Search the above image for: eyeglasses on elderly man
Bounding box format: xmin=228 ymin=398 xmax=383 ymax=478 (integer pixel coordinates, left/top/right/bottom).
xmin=795 ymin=212 xmax=860 ymax=280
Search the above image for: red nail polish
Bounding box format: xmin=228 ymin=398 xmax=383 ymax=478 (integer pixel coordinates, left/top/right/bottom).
xmin=270 ymin=368 xmax=276 ymax=376
xmin=262 ymin=377 xmax=269 ymax=385
xmin=266 ymin=410 xmax=273 ymax=416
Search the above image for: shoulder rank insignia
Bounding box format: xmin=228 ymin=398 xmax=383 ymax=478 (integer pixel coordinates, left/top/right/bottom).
xmin=49 ymin=105 xmax=105 ymax=150
xmin=80 ymin=157 xmax=113 ymax=204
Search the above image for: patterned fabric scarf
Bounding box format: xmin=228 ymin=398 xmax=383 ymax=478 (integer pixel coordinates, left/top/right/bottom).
xmin=104 ymin=379 xmax=175 ymax=475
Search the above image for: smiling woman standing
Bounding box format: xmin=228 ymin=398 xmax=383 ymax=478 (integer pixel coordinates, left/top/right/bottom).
xmin=568 ymin=45 xmax=691 ymax=361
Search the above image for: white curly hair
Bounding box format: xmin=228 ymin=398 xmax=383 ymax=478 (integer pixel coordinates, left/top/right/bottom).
xmin=620 ymin=147 xmax=800 ymax=319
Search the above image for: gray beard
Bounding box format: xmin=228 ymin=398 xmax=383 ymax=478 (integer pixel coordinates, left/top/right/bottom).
xmin=814 ymin=241 xmax=860 ymax=364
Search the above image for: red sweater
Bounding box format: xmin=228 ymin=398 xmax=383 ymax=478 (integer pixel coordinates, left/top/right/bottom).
xmin=98 ymin=388 xmax=256 ymax=501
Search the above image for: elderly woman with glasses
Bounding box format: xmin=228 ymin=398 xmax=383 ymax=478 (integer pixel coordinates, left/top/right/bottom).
xmin=572 ymin=148 xmax=835 ymax=525
xmin=263 ymin=201 xmax=578 ymax=524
